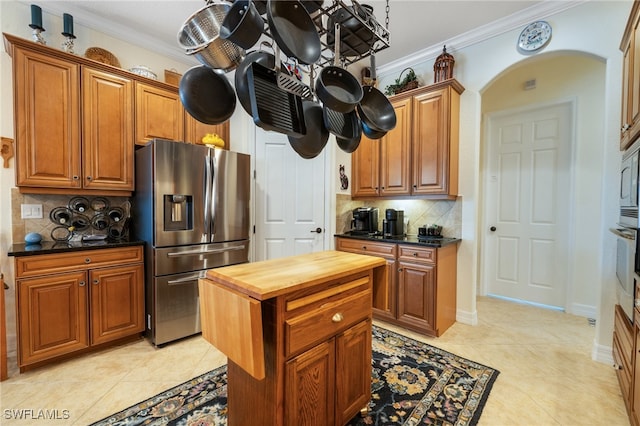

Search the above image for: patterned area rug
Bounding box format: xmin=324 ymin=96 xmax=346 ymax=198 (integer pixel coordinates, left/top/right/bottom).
xmin=91 ymin=326 xmax=499 ymax=426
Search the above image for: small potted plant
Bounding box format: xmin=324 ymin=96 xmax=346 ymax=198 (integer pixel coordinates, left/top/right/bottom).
xmin=384 ymin=68 xmax=419 ymax=96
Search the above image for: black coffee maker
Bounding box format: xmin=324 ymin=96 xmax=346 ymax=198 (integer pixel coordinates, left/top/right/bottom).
xmin=383 ymin=209 xmax=404 ymax=237
xmin=351 ymin=207 xmax=379 ymax=234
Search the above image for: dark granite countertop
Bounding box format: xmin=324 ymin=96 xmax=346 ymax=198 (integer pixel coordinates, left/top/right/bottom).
xmin=335 ymin=233 xmax=461 ymax=248
xmin=8 ymin=239 xmax=145 ymax=257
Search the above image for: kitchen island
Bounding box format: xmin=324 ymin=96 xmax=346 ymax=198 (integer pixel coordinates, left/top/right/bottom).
xmin=198 ymin=250 xmax=387 ymax=426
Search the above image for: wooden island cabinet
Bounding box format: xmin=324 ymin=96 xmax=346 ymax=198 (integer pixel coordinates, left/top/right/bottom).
xmin=198 ymin=251 xmax=387 ymax=426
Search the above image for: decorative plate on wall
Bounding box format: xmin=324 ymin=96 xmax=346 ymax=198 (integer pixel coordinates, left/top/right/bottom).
xmin=85 ymin=47 xmax=121 ymax=67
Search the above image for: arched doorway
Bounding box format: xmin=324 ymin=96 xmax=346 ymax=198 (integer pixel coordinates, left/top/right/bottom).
xmin=479 ymin=52 xmax=607 ymax=317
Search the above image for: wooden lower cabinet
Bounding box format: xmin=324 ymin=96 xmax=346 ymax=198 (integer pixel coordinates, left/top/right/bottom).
xmin=285 ymin=320 xmax=371 ymax=426
xmin=336 ymin=237 xmax=457 ymax=336
xmin=14 ymin=246 xmax=144 ymax=370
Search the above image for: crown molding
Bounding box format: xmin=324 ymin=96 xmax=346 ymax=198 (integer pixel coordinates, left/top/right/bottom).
xmin=18 ymin=0 xmax=197 ymax=66
xmin=377 ymin=1 xmax=587 ymax=75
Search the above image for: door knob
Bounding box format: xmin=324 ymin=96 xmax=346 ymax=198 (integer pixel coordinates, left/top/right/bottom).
xmin=311 ymin=227 xmax=322 ymax=234
xmin=490 ymin=226 xmax=497 ymax=232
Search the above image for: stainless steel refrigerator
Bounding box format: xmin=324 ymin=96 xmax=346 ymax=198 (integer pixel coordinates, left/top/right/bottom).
xmin=132 ymin=139 xmax=250 ymax=346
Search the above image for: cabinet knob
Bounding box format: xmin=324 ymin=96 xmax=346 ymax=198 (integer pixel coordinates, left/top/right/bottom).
xmin=331 ymin=313 xmax=344 ymax=323
xmin=79 ymin=281 xmax=86 ymax=287
xmin=413 ymin=185 xmax=417 ymax=189
xmin=614 ymin=363 xmax=622 ymax=370
xmin=85 ymin=258 xmax=91 ymax=264
xmin=362 ymin=245 xmax=367 ymax=250
xmin=92 ymin=279 xmax=99 ymax=285
xmin=86 ymin=176 xmax=92 ymax=181
xmin=73 ymin=175 xmax=79 ymax=180
xmin=381 ymin=186 xmax=385 ymax=190
xmin=413 ymin=252 xmax=418 ymax=256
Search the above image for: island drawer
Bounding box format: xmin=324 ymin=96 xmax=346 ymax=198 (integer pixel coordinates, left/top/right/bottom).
xmin=284 ymin=288 xmax=371 ymax=357
xmin=398 ymin=245 xmax=436 ymax=263
xmin=15 ymin=246 xmax=144 ymax=278
xmin=335 ymin=238 xmax=396 ymax=259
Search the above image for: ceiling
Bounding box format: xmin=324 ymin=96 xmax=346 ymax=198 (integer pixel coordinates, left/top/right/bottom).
xmin=36 ymin=0 xmax=579 ymax=69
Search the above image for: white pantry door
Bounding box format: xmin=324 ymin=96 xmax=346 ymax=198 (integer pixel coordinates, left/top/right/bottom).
xmin=254 ymin=127 xmax=326 ymax=261
xmin=484 ymin=102 xmax=572 ymax=308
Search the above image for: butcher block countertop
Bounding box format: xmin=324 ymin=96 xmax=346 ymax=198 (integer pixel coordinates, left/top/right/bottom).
xmin=204 ymin=250 xmax=387 ymax=300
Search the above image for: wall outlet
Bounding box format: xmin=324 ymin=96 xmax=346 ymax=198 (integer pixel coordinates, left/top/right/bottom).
xmin=21 ymin=204 xmax=43 ymax=219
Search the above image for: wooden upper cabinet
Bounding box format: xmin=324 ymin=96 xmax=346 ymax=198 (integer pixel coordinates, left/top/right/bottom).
xmin=184 ymin=114 xmax=230 ymax=150
xmin=351 ymin=79 xmax=463 ymax=199
xmin=82 ymin=68 xmax=134 ymax=191
xmin=352 ymin=135 xmax=380 ymax=197
xmin=621 ymin=1 xmax=640 ymax=151
xmin=13 ymin=46 xmax=81 ymax=189
xmin=135 ymin=82 xmax=184 ymax=145
xmin=6 ymin=34 xmax=135 ymax=194
xmin=380 ymin=97 xmax=411 ymax=196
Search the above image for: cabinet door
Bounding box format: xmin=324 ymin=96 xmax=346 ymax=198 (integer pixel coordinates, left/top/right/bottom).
xmin=411 ymin=88 xmax=450 ymax=195
xmin=622 ymin=35 xmax=632 ymax=150
xmin=89 ymin=264 xmax=144 ymax=345
xmin=632 ymin=322 xmax=640 ymax=425
xmin=285 ymin=340 xmax=336 ymax=426
xmin=13 ymin=47 xmax=81 ymax=188
xmin=380 ymin=97 xmax=411 ymax=196
xmin=82 ymin=67 xmax=134 ymax=190
xmin=17 ymin=272 xmax=89 ymax=366
xmin=335 ymin=320 xmax=371 ymax=425
xmin=135 ymin=82 xmax=184 ymax=145
xmin=373 ymin=258 xmax=396 ymax=321
xmin=351 ymin=135 xmax=380 ymax=197
xmin=630 ymin=12 xmax=640 ymax=149
xmin=184 ymin=114 xmax=230 ymax=150
xmin=397 ymin=261 xmax=436 ymax=334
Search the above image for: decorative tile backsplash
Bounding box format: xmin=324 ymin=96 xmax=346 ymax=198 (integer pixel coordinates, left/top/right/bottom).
xmin=11 ymin=189 xmax=130 ymax=243
xmin=335 ymin=194 xmax=461 ymax=237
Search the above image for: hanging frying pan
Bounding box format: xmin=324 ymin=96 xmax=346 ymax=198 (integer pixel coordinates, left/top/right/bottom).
xmin=288 ymin=100 xmax=329 ymax=159
xmin=357 ymin=85 xmax=396 ymax=132
xmin=267 ymin=0 xmax=321 ymax=65
xmin=315 ymin=24 xmax=363 ymax=112
xmin=361 ymin=119 xmax=386 ymax=140
xmin=179 ymin=65 xmax=236 ymax=125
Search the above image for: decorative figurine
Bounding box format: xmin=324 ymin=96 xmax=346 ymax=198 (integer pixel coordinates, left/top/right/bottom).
xmin=340 ymin=165 xmax=349 ymax=190
xmin=434 ymin=45 xmax=455 ymax=82
xmin=61 ymin=13 xmax=76 ymax=53
xmin=29 ymin=4 xmax=46 ymax=44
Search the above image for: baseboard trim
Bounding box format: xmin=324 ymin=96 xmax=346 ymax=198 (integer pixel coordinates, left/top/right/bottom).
xmin=571 ymin=303 xmax=597 ymax=319
xmin=592 ymin=340 xmax=614 ymax=365
xmin=456 ymin=309 xmax=478 ymax=326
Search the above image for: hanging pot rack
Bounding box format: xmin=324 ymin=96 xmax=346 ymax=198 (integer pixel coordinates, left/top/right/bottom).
xmin=203 ymin=0 xmax=390 ymax=70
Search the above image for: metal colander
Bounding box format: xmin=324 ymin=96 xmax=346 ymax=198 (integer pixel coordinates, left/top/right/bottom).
xmin=177 ymin=2 xmax=245 ymax=72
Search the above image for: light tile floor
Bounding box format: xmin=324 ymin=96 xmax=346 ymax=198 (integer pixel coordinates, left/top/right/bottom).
xmin=0 ymin=296 xmax=629 ymax=425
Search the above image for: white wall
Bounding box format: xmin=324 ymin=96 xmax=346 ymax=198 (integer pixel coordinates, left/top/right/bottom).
xmin=373 ymin=0 xmax=631 ymax=360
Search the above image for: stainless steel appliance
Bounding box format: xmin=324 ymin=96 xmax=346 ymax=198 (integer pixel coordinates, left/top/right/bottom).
xmin=611 ymin=226 xmax=636 ymax=322
xmin=620 ymin=143 xmax=640 ymax=228
xmin=132 ymin=139 xmax=250 ymax=346
xmin=383 ymin=209 xmax=404 ymax=237
xmin=351 ymin=207 xmax=378 ymax=234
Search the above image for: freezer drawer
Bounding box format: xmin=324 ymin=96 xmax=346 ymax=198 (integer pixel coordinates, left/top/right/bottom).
xmin=153 ymin=240 xmax=249 ymax=276
xmin=152 ymin=270 xmax=204 ymax=346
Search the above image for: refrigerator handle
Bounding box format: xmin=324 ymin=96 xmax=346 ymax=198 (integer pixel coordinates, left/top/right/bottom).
xmin=211 ymin=154 xmax=218 ymax=239
xmin=203 ymin=154 xmax=213 ymax=236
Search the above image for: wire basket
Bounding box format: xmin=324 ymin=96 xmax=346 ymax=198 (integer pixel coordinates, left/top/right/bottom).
xmin=177 ymin=2 xmax=245 ymax=72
